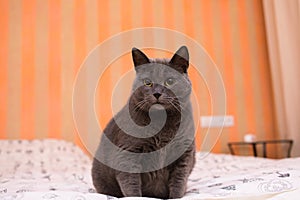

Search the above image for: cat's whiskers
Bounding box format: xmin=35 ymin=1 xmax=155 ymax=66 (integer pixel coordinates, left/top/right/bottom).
xmin=133 ymin=99 xmax=147 ymax=112
xmin=166 ymin=99 xmax=181 ymax=113
xmin=163 ymin=97 xmax=181 ymax=107
xmin=164 ymin=96 xmax=180 ymax=102
xmin=133 ymin=103 xmax=145 ymax=112
xmin=139 ymin=103 xmax=148 ymax=112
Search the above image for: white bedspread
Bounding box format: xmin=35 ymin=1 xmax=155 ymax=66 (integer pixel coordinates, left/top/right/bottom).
xmin=0 ymin=139 xmax=300 ymax=200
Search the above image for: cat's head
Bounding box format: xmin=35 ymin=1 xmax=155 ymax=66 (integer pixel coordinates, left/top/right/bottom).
xmin=129 ymin=46 xmax=192 ymax=113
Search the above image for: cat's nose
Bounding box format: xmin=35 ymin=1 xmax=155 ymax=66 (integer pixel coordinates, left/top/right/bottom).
xmin=153 ymin=93 xmax=161 ymax=100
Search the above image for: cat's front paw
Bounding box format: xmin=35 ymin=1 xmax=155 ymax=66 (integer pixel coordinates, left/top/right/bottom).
xmin=123 ymin=190 xmax=142 ymax=197
xmin=169 ymin=190 xmax=185 ymax=199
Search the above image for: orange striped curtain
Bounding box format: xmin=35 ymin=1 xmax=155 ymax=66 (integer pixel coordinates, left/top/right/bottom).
xmin=0 ymin=0 xmax=275 ymax=153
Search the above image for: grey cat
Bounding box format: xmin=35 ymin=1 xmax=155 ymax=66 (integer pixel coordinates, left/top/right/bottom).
xmin=92 ymin=46 xmax=195 ymax=199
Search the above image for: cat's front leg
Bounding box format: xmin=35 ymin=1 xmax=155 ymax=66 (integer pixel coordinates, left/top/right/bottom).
xmin=168 ymin=148 xmax=195 ymax=199
xmin=168 ymin=169 xmax=189 ymax=198
xmin=116 ymin=172 xmax=142 ymax=197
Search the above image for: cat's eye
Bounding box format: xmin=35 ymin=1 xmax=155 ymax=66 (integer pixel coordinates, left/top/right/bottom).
xmin=165 ymin=78 xmax=175 ymax=86
xmin=143 ymin=78 xmax=153 ymax=87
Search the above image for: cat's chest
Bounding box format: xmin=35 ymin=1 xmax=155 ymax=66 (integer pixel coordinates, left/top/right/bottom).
xmin=142 ymin=129 xmax=177 ymax=150
xmin=141 ymin=168 xmax=170 ymax=186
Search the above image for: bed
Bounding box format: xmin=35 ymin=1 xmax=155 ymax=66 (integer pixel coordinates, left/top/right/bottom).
xmin=1 ymin=139 xmax=300 ymax=200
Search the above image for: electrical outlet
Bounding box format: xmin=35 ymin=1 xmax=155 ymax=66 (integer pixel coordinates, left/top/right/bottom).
xmin=200 ymin=115 xmax=234 ymax=128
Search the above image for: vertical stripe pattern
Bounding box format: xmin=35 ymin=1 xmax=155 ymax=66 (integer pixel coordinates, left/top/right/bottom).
xmin=0 ymin=0 xmax=275 ymax=153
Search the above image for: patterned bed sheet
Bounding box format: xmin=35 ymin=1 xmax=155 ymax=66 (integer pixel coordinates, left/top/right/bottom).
xmin=0 ymin=139 xmax=300 ymax=200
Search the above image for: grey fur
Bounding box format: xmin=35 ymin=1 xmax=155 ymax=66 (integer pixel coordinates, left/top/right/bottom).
xmin=92 ymin=46 xmax=195 ymax=199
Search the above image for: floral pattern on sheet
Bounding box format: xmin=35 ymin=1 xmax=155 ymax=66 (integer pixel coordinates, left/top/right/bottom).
xmin=1 ymin=139 xmax=300 ymax=200
xmin=186 ymin=152 xmax=300 ymax=198
xmin=0 ymin=140 xmax=95 ymax=196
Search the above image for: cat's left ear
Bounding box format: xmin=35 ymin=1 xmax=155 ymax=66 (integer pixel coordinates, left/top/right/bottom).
xmin=132 ymin=47 xmax=150 ymax=69
xmin=169 ymin=46 xmax=189 ymax=73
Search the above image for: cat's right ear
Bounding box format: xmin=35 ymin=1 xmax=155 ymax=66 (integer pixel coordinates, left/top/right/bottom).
xmin=132 ymin=47 xmax=150 ymax=69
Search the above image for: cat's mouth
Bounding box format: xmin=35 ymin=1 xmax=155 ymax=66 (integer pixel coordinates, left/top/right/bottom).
xmin=150 ymin=101 xmax=178 ymax=112
xmin=150 ymin=103 xmax=165 ymax=111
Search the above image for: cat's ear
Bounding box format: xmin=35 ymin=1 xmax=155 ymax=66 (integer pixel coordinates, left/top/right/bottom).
xmin=132 ymin=47 xmax=150 ymax=69
xmin=169 ymin=46 xmax=189 ymax=73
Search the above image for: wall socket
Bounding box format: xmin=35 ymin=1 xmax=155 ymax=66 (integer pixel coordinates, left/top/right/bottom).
xmin=200 ymin=115 xmax=234 ymax=128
